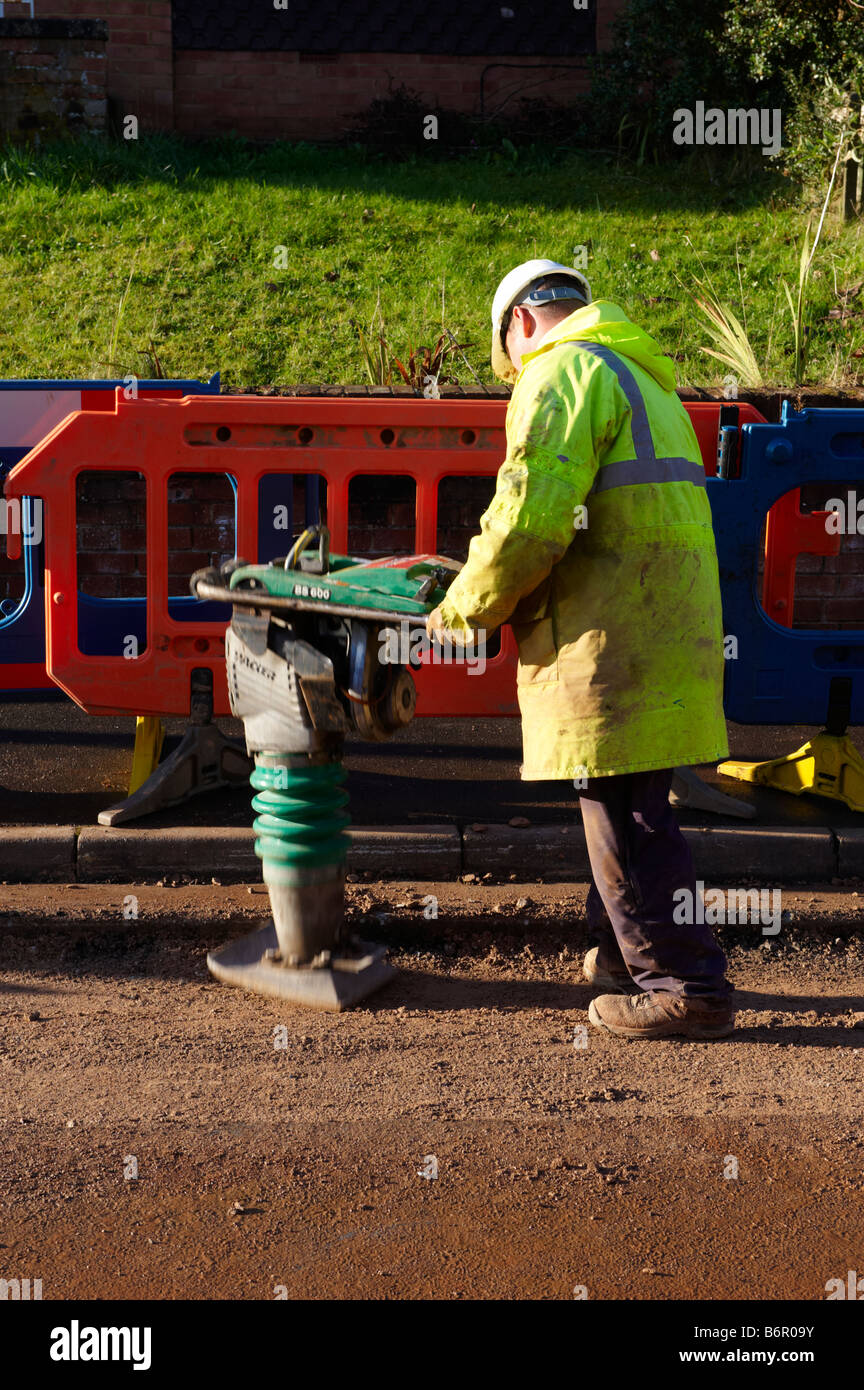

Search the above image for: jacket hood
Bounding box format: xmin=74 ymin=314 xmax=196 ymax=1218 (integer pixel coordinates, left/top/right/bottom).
xmin=519 ymin=299 xmax=678 ymax=393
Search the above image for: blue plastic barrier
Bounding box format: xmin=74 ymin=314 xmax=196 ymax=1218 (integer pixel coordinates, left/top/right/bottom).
xmin=0 ymin=376 xmax=221 ymax=693
xmin=710 ymin=401 xmax=864 ymax=726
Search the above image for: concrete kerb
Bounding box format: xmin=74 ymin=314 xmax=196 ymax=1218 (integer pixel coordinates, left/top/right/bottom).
xmin=834 ymin=829 xmax=864 ymax=879
xmin=463 ymin=823 xmax=592 ymax=877
xmin=0 ymin=821 xmax=854 ymax=884
xmin=74 ymin=824 xmax=462 ymax=883
xmin=77 ymin=827 xmax=259 ymax=883
xmin=0 ymin=826 xmax=77 ymax=882
xmin=683 ymin=826 xmax=837 ymax=881
xmin=463 ymin=823 xmax=839 ymax=882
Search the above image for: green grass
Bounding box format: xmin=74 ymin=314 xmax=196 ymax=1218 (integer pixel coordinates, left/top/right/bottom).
xmin=0 ymin=133 xmax=862 ymax=389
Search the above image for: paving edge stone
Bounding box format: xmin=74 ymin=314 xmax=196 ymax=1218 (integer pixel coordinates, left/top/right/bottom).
xmin=463 ymin=823 xmax=838 ymax=882
xmin=0 ymin=826 xmax=76 ymax=882
xmin=0 ymin=822 xmax=847 ymax=884
xmin=681 ymin=826 xmax=837 ymax=881
xmin=74 ymin=824 xmax=461 ymax=883
xmin=463 ymin=824 xmax=590 ymax=877
xmin=77 ymin=827 xmax=258 ymax=883
xmin=835 ymin=829 xmax=864 ymax=879
xmin=346 ymin=826 xmax=461 ymax=878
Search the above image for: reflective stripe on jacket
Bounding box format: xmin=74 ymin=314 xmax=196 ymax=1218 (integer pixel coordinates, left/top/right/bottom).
xmin=436 ymin=300 xmax=729 ymax=779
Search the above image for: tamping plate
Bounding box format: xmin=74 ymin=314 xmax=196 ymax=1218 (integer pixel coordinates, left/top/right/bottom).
xmin=207 ymin=921 xmax=397 ymax=1010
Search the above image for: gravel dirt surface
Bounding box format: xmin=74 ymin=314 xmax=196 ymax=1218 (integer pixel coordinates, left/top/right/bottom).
xmin=1 ymin=880 xmax=862 ymax=1301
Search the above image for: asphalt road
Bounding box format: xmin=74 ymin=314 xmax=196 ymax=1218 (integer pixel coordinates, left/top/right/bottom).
xmin=0 ymin=699 xmax=860 ymax=830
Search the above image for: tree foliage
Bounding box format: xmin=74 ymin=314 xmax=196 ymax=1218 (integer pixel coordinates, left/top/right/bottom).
xmin=588 ymin=0 xmax=864 ymax=180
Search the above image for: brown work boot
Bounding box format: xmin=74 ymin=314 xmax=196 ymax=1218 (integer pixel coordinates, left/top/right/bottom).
xmin=582 ymin=946 xmax=637 ymax=994
xmin=588 ymin=989 xmax=735 ymax=1040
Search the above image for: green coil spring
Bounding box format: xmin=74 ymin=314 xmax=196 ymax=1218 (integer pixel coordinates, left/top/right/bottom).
xmin=251 ymin=760 xmax=350 ymax=869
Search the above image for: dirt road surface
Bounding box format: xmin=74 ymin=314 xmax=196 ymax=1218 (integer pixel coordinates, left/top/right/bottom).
xmin=1 ymin=880 xmax=862 ymax=1301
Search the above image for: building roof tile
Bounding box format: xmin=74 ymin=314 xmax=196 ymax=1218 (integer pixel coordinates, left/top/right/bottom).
xmin=172 ymin=1 xmax=595 ymax=56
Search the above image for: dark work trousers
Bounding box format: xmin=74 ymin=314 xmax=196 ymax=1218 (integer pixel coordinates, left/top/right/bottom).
xmin=579 ymin=768 xmax=731 ymax=998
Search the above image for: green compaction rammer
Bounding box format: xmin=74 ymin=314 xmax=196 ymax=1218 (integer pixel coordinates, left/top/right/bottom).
xmin=192 ymin=527 xmax=459 ymax=1011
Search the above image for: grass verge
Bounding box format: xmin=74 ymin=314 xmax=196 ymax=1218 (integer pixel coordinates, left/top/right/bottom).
xmin=0 ymin=134 xmax=862 ymax=389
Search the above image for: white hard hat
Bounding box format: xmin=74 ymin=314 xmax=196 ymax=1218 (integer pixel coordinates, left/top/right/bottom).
xmin=490 ymin=257 xmax=592 ymax=382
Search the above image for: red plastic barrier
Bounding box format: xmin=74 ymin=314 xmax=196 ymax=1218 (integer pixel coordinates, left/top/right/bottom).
xmin=761 ymin=488 xmax=841 ymax=627
xmin=5 ymin=393 xmax=770 ymax=720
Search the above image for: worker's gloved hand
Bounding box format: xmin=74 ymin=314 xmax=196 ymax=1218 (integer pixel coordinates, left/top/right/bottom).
xmin=426 ymin=605 xmax=477 ymax=649
xmin=426 ymin=605 xmax=447 ymax=642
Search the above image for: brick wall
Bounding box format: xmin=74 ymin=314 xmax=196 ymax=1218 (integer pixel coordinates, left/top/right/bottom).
xmin=34 ymin=0 xmax=629 ymax=140
xmin=66 ymin=469 xmax=498 ymax=599
xmin=75 ymin=471 xmax=145 ymax=599
xmin=73 ymin=471 xmax=237 ymax=599
xmin=794 ymin=485 xmax=864 ymax=632
xmin=172 ymin=51 xmax=592 ymax=142
xmin=37 ymin=0 xmax=174 ymax=132
xmin=0 ymin=14 xmax=107 ymax=141
xmin=794 ymin=546 xmax=864 ymax=632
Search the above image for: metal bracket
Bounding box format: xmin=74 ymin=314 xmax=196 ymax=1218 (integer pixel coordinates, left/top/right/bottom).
xmin=98 ymin=721 xmax=252 ymax=826
xmin=670 ymin=765 xmax=756 ymax=819
xmin=98 ymin=667 xmax=252 ymax=826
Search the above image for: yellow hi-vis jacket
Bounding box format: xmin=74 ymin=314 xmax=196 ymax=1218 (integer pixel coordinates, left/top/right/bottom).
xmin=436 ymin=299 xmax=730 ymax=780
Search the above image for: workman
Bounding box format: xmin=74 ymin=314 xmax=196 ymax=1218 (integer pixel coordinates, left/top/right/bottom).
xmin=426 ymin=258 xmax=734 ymax=1040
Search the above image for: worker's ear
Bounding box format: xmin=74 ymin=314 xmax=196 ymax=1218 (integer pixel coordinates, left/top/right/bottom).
xmin=512 ymin=303 xmax=536 ymax=339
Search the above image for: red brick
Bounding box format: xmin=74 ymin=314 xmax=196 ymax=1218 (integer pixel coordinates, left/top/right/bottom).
xmin=791 ymin=600 xmax=824 ymax=625
xmin=192 ymin=526 xmax=235 ymax=549
xmin=822 ymin=598 xmax=864 ymax=622
xmin=369 ymin=528 xmax=415 ymax=550
xmin=117 ymin=527 xmax=146 ymax=548
xmin=109 ymin=29 xmax=154 ymax=46
xmin=77 ymin=526 xmax=122 ymax=551
xmin=76 ymin=502 xmax=131 ymax=526
xmin=795 ymin=554 xmax=824 ymax=573
xmin=109 ymin=45 xmax=162 ymax=65
xmin=80 ymin=575 xmax=146 ymax=598
xmin=795 ymin=574 xmax=835 ymax=597
xmin=169 ymin=475 xmax=233 ymax=502
xmin=175 ymin=73 xmax=220 ymax=91
xmin=85 ymin=552 xmax=136 ymax=574
xmin=175 ymin=551 xmax=216 ymax=570
xmin=824 ymin=551 xmax=864 ymax=573
xmin=19 ymin=53 xmax=61 ymax=68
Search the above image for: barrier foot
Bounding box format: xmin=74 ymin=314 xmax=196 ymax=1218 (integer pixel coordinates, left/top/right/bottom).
xmin=718 ymin=733 xmax=864 ymax=814
xmin=669 ymin=765 xmax=757 ymax=819
xmin=129 ymin=716 xmax=166 ymax=794
xmin=98 ymin=722 xmax=253 ymax=827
